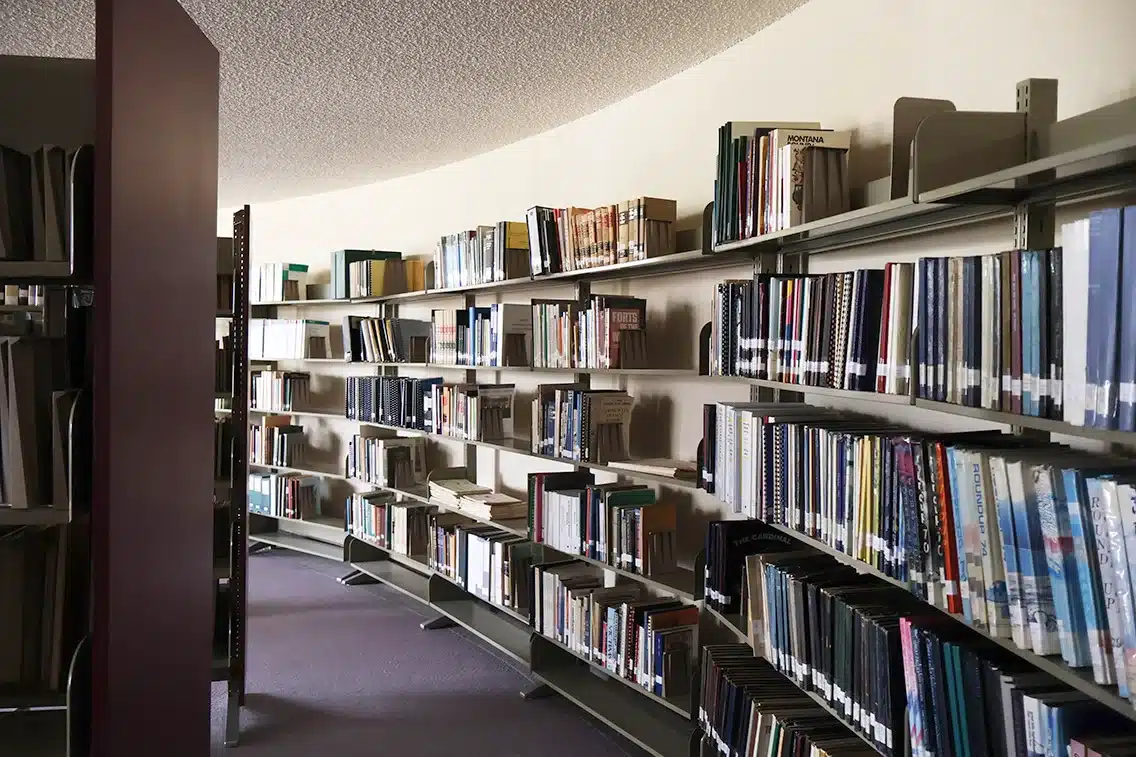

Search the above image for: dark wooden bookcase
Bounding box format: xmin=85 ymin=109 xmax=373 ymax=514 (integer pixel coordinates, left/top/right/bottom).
xmin=0 ymin=1 xmax=221 ymax=755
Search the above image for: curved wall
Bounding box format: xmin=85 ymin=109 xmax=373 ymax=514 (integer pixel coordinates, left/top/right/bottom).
xmin=220 ymin=0 xmax=1136 ymax=548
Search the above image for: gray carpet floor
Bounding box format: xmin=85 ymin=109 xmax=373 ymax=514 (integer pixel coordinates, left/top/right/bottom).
xmin=212 ymin=550 xmax=643 ymax=756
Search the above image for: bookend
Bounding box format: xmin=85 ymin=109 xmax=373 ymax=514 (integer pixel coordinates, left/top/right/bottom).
xmin=340 ymin=535 xmax=381 ymax=586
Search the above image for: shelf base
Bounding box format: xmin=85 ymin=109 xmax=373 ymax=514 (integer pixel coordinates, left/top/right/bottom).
xmin=420 ymin=615 xmax=457 ymax=631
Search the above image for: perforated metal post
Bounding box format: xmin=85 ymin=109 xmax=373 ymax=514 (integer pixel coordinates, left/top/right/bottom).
xmin=463 ymin=293 xmax=478 ymax=481
xmin=225 ymin=206 xmax=251 ymax=747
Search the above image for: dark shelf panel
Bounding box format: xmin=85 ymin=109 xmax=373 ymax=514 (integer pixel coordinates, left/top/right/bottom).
xmin=351 ymin=560 xmax=430 ymax=604
xmin=532 ymin=657 xmax=693 ymax=757
xmin=914 ymin=398 xmax=1136 ymax=443
xmin=432 ymin=597 xmax=532 ymax=665
xmin=249 ymin=531 xmax=343 ymax=562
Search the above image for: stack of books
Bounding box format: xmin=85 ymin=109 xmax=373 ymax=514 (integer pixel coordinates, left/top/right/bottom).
xmin=432 ymin=222 xmax=530 ymax=289
xmin=426 ymin=513 xmax=535 ymax=613
xmin=526 ymin=197 xmax=677 ymax=275
xmin=429 ymin=478 xmax=526 ymax=521
xmin=345 ymin=430 xmax=426 ymax=489
xmin=531 ymin=294 xmax=648 ymax=370
xmin=532 ymin=560 xmax=699 ymax=697
xmin=347 ymin=491 xmax=428 ymax=556
xmin=700 ymin=645 xmax=877 ymax=757
xmin=709 ymin=264 xmax=914 ymax=395
xmin=249 ymin=415 xmax=306 ymax=467
xmin=250 ymin=262 xmax=308 ymax=303
xmin=429 ymin=304 xmax=532 ymax=366
xmin=250 ymin=370 xmax=310 ymax=412
xmin=531 ymin=384 xmax=633 ymax=462
xmin=341 ymin=316 xmax=430 ymax=363
xmin=247 ymin=471 xmax=318 ymax=519
xmin=713 ymin=122 xmax=851 ymax=245
xmin=249 ymin=318 xmax=332 ymax=360
xmin=344 ymin=375 xmax=513 ymax=442
xmin=528 ymin=471 xmax=679 ymax=577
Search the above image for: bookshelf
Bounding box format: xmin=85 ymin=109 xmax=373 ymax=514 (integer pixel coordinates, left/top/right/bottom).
xmin=236 ymin=80 xmax=1136 ymax=757
xmin=1 ymin=5 xmax=220 ymax=755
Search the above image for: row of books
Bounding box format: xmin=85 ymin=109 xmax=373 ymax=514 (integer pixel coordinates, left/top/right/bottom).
xmin=708 ymin=265 xmax=915 ymax=396
xmin=247 ymin=471 xmax=318 ymax=519
xmin=0 ymin=338 xmax=74 ymax=508
xmin=702 ymin=401 xmax=1136 ymax=699
xmin=532 ymin=560 xmax=698 ymax=697
xmin=432 ymin=222 xmax=529 ymax=290
xmin=916 ymin=208 xmax=1136 ymax=431
xmin=896 ymin=615 xmax=1135 ymax=757
xmin=532 ymin=295 xmax=647 ymax=370
xmin=345 ymin=430 xmax=426 ymax=489
xmin=0 ymin=144 xmax=91 ymax=263
xmin=526 ymin=198 xmax=678 ymax=275
xmin=753 ymin=551 xmax=1136 ymax=757
xmin=700 ymin=646 xmax=877 ymax=757
xmin=344 ymin=376 xmax=515 ymax=440
xmin=348 ymin=256 xmax=427 ymax=299
xmin=249 ymin=416 xmax=305 ymax=467
xmin=527 ymin=471 xmax=679 ymax=577
xmin=2 ymin=284 xmax=47 ymax=306
xmin=426 ymin=513 xmax=534 ymax=613
xmin=713 ymin=122 xmax=850 ymax=245
xmin=531 ymin=384 xmax=633 ymax=463
xmin=0 ymin=528 xmax=72 ymax=692
xmin=249 ymin=319 xmax=332 ymax=360
xmin=346 ymin=491 xmax=428 ymax=557
xmin=342 ymin=315 xmax=429 ymax=363
xmin=250 ymin=370 xmax=310 ymax=412
xmin=428 ymin=304 xmax=532 ymax=367
xmin=428 ymin=478 xmax=526 ymax=522
xmin=250 ymin=262 xmax=308 ymax=304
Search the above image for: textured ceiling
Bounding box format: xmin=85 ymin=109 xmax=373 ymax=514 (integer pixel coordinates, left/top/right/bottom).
xmin=1 ymin=0 xmax=807 ymax=205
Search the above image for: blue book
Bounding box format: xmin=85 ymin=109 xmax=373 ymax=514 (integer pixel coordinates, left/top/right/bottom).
xmin=946 ymin=447 xmax=972 ymax=623
xmin=1034 ymin=465 xmax=1080 ymax=665
xmin=1118 ymin=207 xmax=1136 ymax=431
xmin=1057 ymin=470 xmax=1098 ymax=671
xmin=1089 ymin=209 xmax=1124 ymax=428
xmin=1010 ymin=460 xmax=1060 ymax=654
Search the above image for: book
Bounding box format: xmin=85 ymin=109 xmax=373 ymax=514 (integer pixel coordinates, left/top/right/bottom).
xmin=429 ymin=304 xmax=532 ymax=367
xmin=605 ymin=458 xmax=696 ymax=479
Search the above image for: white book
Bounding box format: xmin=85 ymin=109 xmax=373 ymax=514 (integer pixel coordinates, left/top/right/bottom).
xmin=974 ymin=451 xmax=1011 ymax=638
xmin=1063 ymin=219 xmax=1091 ymax=425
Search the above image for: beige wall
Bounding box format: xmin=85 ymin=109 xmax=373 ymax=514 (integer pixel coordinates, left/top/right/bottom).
xmin=223 ymin=0 xmax=1136 ymax=553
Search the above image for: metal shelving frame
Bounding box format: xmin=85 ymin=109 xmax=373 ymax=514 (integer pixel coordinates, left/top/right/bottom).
xmin=238 ymin=78 xmax=1136 ymax=756
xmin=209 ymin=208 xmax=252 ymax=747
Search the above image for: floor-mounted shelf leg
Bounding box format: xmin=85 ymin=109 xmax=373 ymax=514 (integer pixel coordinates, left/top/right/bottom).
xmin=249 ymin=542 xmax=273 ymax=555
xmin=341 ymin=571 xmax=377 ymax=586
xmin=419 ymin=615 xmax=457 ymax=631
xmin=223 ymin=691 xmax=241 ymax=748
xmin=519 ymin=683 xmax=555 ymax=700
